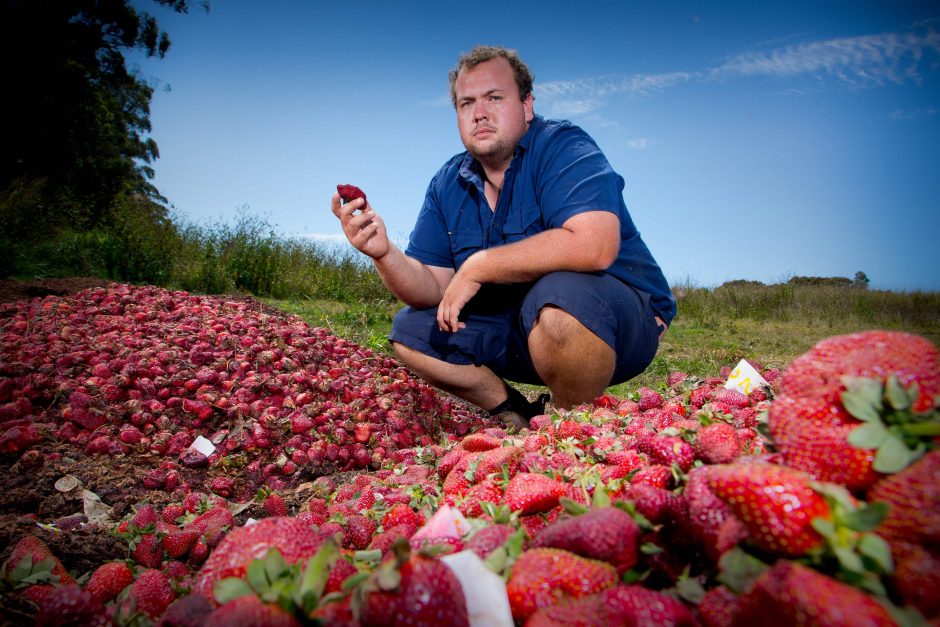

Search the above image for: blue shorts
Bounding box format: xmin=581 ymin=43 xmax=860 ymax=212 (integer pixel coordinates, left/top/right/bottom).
xmin=389 ymin=271 xmax=661 ymax=386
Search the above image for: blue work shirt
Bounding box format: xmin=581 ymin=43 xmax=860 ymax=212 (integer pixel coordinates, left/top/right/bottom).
xmin=405 ymin=115 xmax=677 ymax=324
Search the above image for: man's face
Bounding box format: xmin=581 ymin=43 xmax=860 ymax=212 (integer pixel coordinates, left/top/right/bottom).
xmin=454 ymin=57 xmax=534 ymax=168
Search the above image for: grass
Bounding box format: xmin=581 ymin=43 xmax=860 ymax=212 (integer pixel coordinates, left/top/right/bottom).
xmin=266 ymin=279 xmax=940 ymax=400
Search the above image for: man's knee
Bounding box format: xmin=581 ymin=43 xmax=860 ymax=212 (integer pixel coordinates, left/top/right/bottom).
xmin=531 ymin=305 xmax=582 ymax=346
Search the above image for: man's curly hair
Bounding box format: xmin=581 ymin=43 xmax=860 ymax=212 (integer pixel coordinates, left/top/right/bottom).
xmin=449 ymin=45 xmax=534 ymax=107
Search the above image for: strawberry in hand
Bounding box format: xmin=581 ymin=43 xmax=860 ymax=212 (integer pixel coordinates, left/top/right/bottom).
xmin=336 ymin=183 xmax=367 ymax=208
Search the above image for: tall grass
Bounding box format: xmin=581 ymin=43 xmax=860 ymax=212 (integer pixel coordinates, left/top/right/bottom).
xmin=672 ymin=277 xmax=940 ymax=335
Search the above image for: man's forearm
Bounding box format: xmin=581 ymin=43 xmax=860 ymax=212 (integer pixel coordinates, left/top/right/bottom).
xmin=467 ymin=224 xmax=617 ymax=285
xmin=373 ymin=244 xmax=445 ymax=308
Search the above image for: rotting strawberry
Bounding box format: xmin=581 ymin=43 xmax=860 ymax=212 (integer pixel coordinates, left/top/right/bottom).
xmin=85 ymin=560 xmax=134 ymax=604
xmin=504 ymin=472 xmax=567 ymax=515
xmin=131 ymin=533 xmax=164 ymax=569
xmin=531 ymin=506 xmax=641 ymax=574
xmin=733 ymin=560 xmax=896 ymax=626
xmin=355 ymin=540 xmax=470 ymax=627
xmin=343 ymin=514 xmax=378 ymax=550
xmin=162 ymin=527 xmax=200 ymax=559
xmin=506 ymin=548 xmax=618 ymax=621
xmin=336 ymin=183 xmax=367 ymax=208
xmin=707 ymin=462 xmax=830 ymax=557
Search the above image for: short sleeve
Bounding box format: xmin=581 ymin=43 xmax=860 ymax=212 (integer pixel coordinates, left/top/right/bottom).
xmin=405 ymin=172 xmax=455 ymax=269
xmin=534 ymin=125 xmax=624 ymax=228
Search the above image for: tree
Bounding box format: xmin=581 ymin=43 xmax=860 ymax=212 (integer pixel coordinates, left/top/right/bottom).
xmin=0 ymin=0 xmax=204 ymax=242
xmin=853 ymin=271 xmax=870 ymax=289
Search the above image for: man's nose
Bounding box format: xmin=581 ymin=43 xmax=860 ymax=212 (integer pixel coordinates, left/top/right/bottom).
xmin=473 ymin=100 xmax=490 ymax=121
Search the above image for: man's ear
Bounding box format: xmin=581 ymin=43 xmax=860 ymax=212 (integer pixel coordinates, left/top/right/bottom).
xmin=523 ymin=93 xmax=534 ymax=123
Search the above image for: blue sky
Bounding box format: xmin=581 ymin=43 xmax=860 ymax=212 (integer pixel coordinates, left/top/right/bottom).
xmin=131 ymin=1 xmax=940 ymax=291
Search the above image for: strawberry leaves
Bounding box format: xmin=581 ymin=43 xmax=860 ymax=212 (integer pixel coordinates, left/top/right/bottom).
xmin=842 ymin=375 xmax=940 ymax=473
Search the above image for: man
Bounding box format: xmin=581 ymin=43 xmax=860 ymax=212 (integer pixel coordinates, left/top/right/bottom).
xmin=332 ymin=46 xmax=675 ymax=430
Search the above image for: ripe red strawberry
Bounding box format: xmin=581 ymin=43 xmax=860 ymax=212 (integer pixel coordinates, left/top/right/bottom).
xmin=465 ymin=523 xmax=514 ymax=559
xmin=162 ymin=504 xmax=186 ymax=525
xmin=506 ymin=548 xmax=618 ymax=621
xmin=131 ymin=533 xmax=164 ymax=568
xmin=34 ymin=583 xmax=106 ymax=626
xmin=85 ymin=560 xmax=134 ymax=603
xmin=127 ymin=568 xmax=175 ymax=619
xmin=157 ymin=594 xmax=213 ymax=627
xmin=866 ymin=450 xmax=940 ymax=548
xmin=356 ymin=544 xmax=470 ymax=627
xmin=187 ymin=506 xmax=235 ymax=547
xmin=131 ymin=503 xmax=159 ymax=530
xmin=162 ymin=527 xmax=200 ymax=558
xmin=781 ymin=330 xmax=939 ymax=412
xmin=458 ymin=478 xmax=504 ymax=518
xmin=707 ymin=462 xmax=830 ymax=557
xmin=381 ymin=504 xmax=424 ymax=535
xmin=630 ymin=464 xmax=673 ymax=489
xmin=640 ymin=435 xmax=695 ymax=471
xmin=531 ymin=506 xmax=640 ymax=574
xmin=344 ymin=514 xmax=378 ymax=550
xmin=684 ymin=467 xmax=747 ymax=561
xmin=461 ymin=432 xmax=501 ymax=451
xmin=262 ymin=491 xmax=288 ymax=517
xmin=204 ymin=594 xmax=301 ymax=626
xmin=693 ymin=421 xmax=742 ymax=464
xmin=556 ymin=419 xmax=583 ymax=439
xmin=890 ymin=542 xmax=940 ymax=619
xmin=368 ymin=523 xmax=413 ymax=556
xmin=696 ymin=585 xmax=739 ymax=627
xmin=711 ymin=387 xmax=751 ymax=408
xmin=437 ymin=447 xmax=469 ymax=479
xmin=603 ymin=584 xmax=697 ymax=626
xmin=336 ymin=183 xmax=367 ymax=207
xmin=624 ymin=483 xmax=684 ymax=525
xmin=635 ymin=387 xmax=664 ymax=411
xmin=504 ymin=472 xmax=567 ymax=515
xmin=4 ymin=535 xmax=76 ymax=585
xmin=769 ymin=396 xmax=880 ymax=490
xmin=734 ymin=560 xmax=895 ymax=626
xmin=193 ymin=517 xmax=324 ymax=601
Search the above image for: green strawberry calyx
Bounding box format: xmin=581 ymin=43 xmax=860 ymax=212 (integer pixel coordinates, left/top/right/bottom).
xmin=841 ymin=375 xmax=940 ymax=474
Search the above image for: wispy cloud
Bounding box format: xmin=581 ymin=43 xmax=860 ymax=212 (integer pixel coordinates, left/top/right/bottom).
xmin=626 ymin=138 xmax=660 ymax=150
xmin=889 ymin=107 xmax=937 ymax=120
xmin=710 ymin=25 xmax=940 ymax=87
xmin=533 ymin=20 xmax=939 ymax=119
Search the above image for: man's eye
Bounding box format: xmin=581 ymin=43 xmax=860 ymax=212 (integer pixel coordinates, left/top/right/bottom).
xmin=490 ymin=95 xmax=502 ymax=101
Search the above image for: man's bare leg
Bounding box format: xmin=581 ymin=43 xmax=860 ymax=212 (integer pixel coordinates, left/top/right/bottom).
xmin=528 ymin=305 xmax=616 ymax=409
xmin=392 ymin=342 xmax=508 ymax=409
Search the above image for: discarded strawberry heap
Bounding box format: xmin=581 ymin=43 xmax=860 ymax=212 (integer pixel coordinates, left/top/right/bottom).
xmin=0 ymin=284 xmax=937 ymax=626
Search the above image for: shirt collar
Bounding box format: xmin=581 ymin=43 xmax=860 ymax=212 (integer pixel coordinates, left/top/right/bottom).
xmin=458 ymin=114 xmax=545 ymax=183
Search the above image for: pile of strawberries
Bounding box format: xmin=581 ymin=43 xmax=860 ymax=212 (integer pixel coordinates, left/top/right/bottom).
xmin=1 ymin=284 xmax=938 ymax=626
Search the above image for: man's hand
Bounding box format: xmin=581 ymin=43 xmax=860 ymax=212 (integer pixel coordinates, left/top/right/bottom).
xmin=436 ymin=252 xmax=484 ymax=332
xmin=331 ymin=192 xmax=390 ymax=260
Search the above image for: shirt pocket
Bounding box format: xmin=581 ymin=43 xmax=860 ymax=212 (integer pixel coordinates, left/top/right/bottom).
xmin=501 ymin=202 xmax=543 ymax=244
xmin=448 ymin=229 xmax=482 ymax=268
